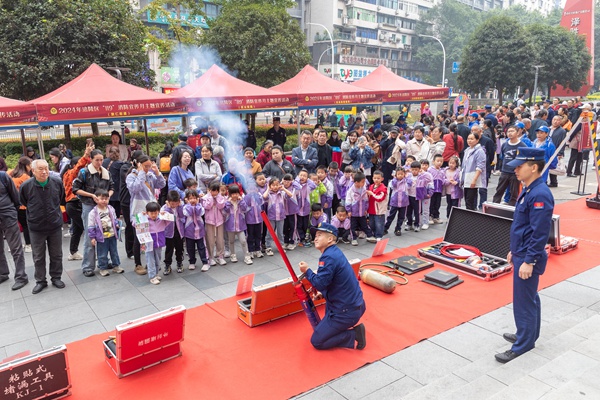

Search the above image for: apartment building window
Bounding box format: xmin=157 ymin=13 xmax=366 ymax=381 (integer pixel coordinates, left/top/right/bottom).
xmin=381 ymin=49 xmax=389 ymax=58
xmin=341 ymin=44 xmax=353 ymax=55
xmin=401 ymin=51 xmax=410 ymax=61
xmin=204 ymin=3 xmax=219 ymax=18
xmin=348 ymin=7 xmax=376 ymax=22
xmin=377 ymin=14 xmax=395 ymax=25
xmin=379 ymin=0 xmax=398 ymax=9
xmin=338 ymin=9 xmax=343 ymax=18
xmin=357 ymin=27 xmax=378 ymax=39
xmin=357 ymin=0 xmax=377 ymax=4
xmin=391 ymin=51 xmax=399 ymax=60
xmin=367 ymin=47 xmax=379 ymax=56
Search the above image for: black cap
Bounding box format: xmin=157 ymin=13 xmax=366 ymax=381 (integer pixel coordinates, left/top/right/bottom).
xmin=178 ymin=134 xmax=188 ymax=142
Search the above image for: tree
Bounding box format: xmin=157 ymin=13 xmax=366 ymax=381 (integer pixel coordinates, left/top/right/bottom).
xmin=0 ymin=0 xmax=154 ymax=101
xmin=457 ymin=16 xmax=534 ymax=104
xmin=413 ymin=0 xmax=476 ymax=87
xmin=202 ymin=0 xmax=311 ymax=87
xmin=526 ymin=24 xmax=592 ymax=98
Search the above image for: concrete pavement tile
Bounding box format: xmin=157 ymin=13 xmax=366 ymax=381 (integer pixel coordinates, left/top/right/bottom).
xmin=65 ymin=268 xmax=96 ymax=286
xmin=361 ymin=376 xmax=423 ymax=400
xmin=429 ymin=322 xmax=506 ymax=362
xmin=538 ymin=307 xmax=597 ymax=341
xmin=291 ymin=385 xmax=346 ymax=400
xmin=154 ymin=291 xmax=211 ymax=310
xmin=487 ymin=350 xmax=551 ymax=385
xmin=3 ymin=338 xmax=43 ymax=360
xmin=138 ymin=278 xmax=199 ymax=304
xmin=540 ymin=281 xmax=600 ymax=308
xmin=265 ymin=268 xmax=295 ymax=281
xmin=538 ymin=294 xmax=581 ymax=323
xmin=453 ymin=348 xmax=509 ymax=383
xmin=100 ymin=304 xmax=159 ymax=331
xmin=87 ymin=289 xmax=152 ymax=319
xmin=488 ymin=375 xmax=553 ymax=400
xmin=382 ymin=340 xmax=470 ymax=385
xmin=39 ymin=320 xmax=106 ymax=348
xmin=0 ymin=283 xmax=23 ymax=303
xmin=24 ymin=286 xmax=85 ymax=315
xmin=590 ymin=299 xmax=600 ymax=313
xmin=565 ymin=314 xmax=600 ymax=339
xmin=0 ymin=298 xmax=28 ymax=324
xmin=328 ymin=361 xmax=405 ymax=400
xmin=530 ymin=350 xmax=599 ymax=389
xmin=31 ymin=302 xmax=98 ymax=336
xmin=469 ymin=306 xmax=514 ymax=334
xmin=251 ymin=272 xmax=280 ymax=287
xmin=201 ymin=281 xmax=239 ymax=302
xmin=567 ymin=267 xmax=600 ymax=290
xmin=538 ymin=379 xmax=600 ymax=400
xmin=183 ymin=272 xmax=222 ymax=291
xmin=573 ymin=337 xmax=600 ymax=361
xmin=531 ymin=331 xmax=588 ymax=360
xmin=401 ymin=372 xmax=468 ymax=400
xmin=122 ymin=270 xmax=154 ymax=287
xmin=0 ymin=317 xmax=38 ymax=346
xmin=443 ymin=375 xmax=506 ymax=400
xmin=76 ymin=275 xmax=136 ymax=301
xmin=204 ymin=264 xmax=240 ymax=284
xmin=578 ymin=365 xmax=600 ymax=390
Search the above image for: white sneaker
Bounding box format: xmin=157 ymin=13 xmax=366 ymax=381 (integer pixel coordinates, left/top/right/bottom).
xmin=150 ymin=277 xmax=161 ymax=285
xmin=358 ymin=232 xmax=367 ymax=239
xmin=428 ymin=219 xmax=434 ymax=225
xmin=230 ymin=254 xmax=238 ymax=263
xmin=217 ymin=258 xmax=227 ymax=265
xmin=366 ymin=237 xmax=377 ymax=243
xmin=287 ymin=243 xmax=296 ymax=250
xmin=63 ymin=232 xmax=72 ymax=238
xmin=244 ymin=256 xmax=253 ymax=265
xmin=68 ymin=252 xmax=83 ymax=261
xmin=24 ymin=244 xmax=32 ymax=253
xmin=421 ymin=224 xmax=429 ymax=230
xmin=351 ymin=240 xmax=358 ymax=246
xmin=224 ymin=251 xmax=231 ymax=258
xmin=112 ymin=266 xmax=124 ymax=274
xmin=201 ymin=264 xmax=210 ymax=272
xmin=99 ymin=269 xmax=110 ymax=277
xmin=209 ymin=259 xmax=217 ymax=266
xmin=282 ymin=243 xmax=290 ymax=250
xmin=189 ymin=264 xmax=196 ymax=270
xmin=414 ymin=226 xmax=421 ymax=232
xmin=255 ymin=251 xmax=264 ymax=258
xmin=265 ymin=248 xmax=274 ymax=256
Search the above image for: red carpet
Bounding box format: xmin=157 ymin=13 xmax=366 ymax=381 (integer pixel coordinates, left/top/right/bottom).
xmin=63 ymin=198 xmax=600 ymax=399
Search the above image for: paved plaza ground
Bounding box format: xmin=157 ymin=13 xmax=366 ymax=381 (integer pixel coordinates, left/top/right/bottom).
xmin=1 ymin=163 xmax=599 ymax=399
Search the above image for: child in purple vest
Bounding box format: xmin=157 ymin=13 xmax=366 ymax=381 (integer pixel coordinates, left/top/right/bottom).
xmin=263 ymin=177 xmax=293 ymax=256
xmin=416 ymin=160 xmax=434 ymax=230
xmin=309 ymin=203 xmax=328 ymax=240
xmin=144 ymin=201 xmax=173 ymax=285
xmin=244 ymin=173 xmax=266 ymax=259
xmin=428 ymin=154 xmax=446 ymax=224
xmin=344 ymin=170 xmax=372 ymax=245
xmin=282 ymin=174 xmax=301 ymax=250
xmin=295 ymin=169 xmax=316 ymax=248
xmin=443 ymin=155 xmax=463 ymax=218
xmin=88 ymin=189 xmax=122 ymax=276
xmin=405 ymin=161 xmax=421 ymax=232
xmin=337 ymin=166 xmax=354 ymax=207
xmin=203 ymin=181 xmax=227 ymax=266
xmin=327 ymin=162 xmax=343 ymax=211
xmin=183 ymin=189 xmax=210 ymax=272
xmin=224 ymin=185 xmax=252 ymax=265
xmin=161 ymin=190 xmax=185 ymax=274
xmin=385 ymin=167 xmax=411 ymax=236
xmin=331 ymin=206 xmax=351 ymax=243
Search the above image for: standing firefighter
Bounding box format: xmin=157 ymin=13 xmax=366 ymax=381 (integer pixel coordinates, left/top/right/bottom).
xmin=299 ymin=222 xmax=367 ymax=350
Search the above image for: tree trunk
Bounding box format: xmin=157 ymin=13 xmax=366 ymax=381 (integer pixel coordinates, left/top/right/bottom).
xmin=63 ymin=125 xmax=72 ymax=149
xmin=546 ymin=83 xmax=552 ymax=99
xmin=497 ymin=86 xmax=504 ymax=105
xmin=91 ymin=122 xmax=99 ymax=136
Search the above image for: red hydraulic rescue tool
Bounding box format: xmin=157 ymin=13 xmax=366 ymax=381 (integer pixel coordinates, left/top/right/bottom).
xmin=261 ymin=211 xmax=321 ymax=329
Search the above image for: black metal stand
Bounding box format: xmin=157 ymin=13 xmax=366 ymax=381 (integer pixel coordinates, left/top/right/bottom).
xmin=570 ymin=158 xmax=591 ymax=196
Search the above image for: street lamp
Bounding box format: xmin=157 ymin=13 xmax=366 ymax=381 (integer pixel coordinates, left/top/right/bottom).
xmin=317 ymin=47 xmax=333 ymax=75
xmin=307 ymin=22 xmax=335 ymax=79
xmin=532 ymin=65 xmax=544 ymax=105
xmin=418 ymin=34 xmax=446 ymax=88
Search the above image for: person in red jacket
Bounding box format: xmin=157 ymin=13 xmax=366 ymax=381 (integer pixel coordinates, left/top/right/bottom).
xmin=367 ymin=170 xmax=388 ymax=241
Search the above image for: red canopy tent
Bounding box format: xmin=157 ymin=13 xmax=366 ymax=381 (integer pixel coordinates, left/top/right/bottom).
xmin=173 ymin=65 xmax=296 ymax=113
xmin=0 ymin=96 xmax=37 ymax=129
xmin=31 ymin=63 xmax=187 ymax=126
xmin=270 ymin=65 xmax=381 ymax=108
xmin=351 ymin=65 xmax=449 ymax=103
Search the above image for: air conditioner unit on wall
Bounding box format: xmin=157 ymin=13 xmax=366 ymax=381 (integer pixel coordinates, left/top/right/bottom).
xmin=343 ymin=17 xmax=348 ymax=25
xmin=345 ymin=0 xmax=352 ymax=5
xmin=361 ymin=37 xmax=368 ymax=43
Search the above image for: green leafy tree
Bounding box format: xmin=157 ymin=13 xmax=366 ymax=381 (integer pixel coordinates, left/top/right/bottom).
xmin=526 ymin=24 xmax=592 ymax=98
xmin=0 ymin=0 xmax=154 ymax=101
xmin=144 ymin=0 xmax=206 ymax=87
xmin=202 ymin=0 xmax=311 ymax=87
xmin=413 ymin=0 xmax=475 ymax=87
xmin=457 ymin=16 xmax=534 ymax=103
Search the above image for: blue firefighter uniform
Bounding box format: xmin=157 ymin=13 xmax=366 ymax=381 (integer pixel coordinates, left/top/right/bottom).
xmin=509 ymin=176 xmax=554 ymax=354
xmin=305 ymin=244 xmax=365 ymax=349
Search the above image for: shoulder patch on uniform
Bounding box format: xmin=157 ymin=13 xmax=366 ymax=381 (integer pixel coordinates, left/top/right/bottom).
xmin=318 ymin=261 xmax=324 ymax=266
xmin=534 ymin=202 xmax=544 ymax=209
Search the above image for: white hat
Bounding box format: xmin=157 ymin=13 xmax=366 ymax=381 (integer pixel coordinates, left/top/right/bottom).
xmin=579 ymin=103 xmax=592 ymax=110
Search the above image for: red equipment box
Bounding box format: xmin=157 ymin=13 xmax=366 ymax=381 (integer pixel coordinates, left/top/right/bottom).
xmin=103 ymin=305 xmax=186 ymax=378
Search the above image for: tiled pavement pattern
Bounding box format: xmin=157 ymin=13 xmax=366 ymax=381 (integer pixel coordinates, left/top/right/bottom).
xmin=1 ymin=163 xmax=599 ymax=399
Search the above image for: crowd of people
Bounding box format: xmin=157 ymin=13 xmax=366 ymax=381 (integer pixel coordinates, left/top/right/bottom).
xmin=0 ymin=96 xmax=595 ymax=294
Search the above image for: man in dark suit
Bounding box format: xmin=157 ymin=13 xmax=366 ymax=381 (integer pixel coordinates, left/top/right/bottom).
xmin=548 ymin=116 xmax=567 ymax=187
xmin=456 ymin=115 xmax=471 ymax=160
xmin=310 ymin=130 xmax=333 ymax=168
xmin=292 ymin=130 xmax=318 ymax=174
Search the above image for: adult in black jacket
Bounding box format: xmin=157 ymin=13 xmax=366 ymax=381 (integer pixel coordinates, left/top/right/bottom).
xmin=456 ymin=115 xmax=471 ymax=160
xmin=102 ymin=146 xmax=125 ymax=217
xmin=170 ymin=134 xmax=195 ymax=175
xmin=379 ymin=127 xmax=400 ymax=185
xmin=262 ymin=146 xmax=296 ymax=181
xmin=119 ymin=150 xmax=144 ymax=265
xmin=19 ymin=160 xmax=65 ymax=294
xmin=310 ymin=130 xmax=333 ymax=168
xmin=472 ymin=125 xmax=496 ymax=209
xmin=548 ymin=116 xmax=567 ymax=187
xmin=0 ymin=171 xmax=28 ymax=290
xmin=265 ymin=117 xmax=287 ymax=148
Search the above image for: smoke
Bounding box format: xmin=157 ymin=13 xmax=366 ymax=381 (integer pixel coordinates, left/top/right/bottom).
xmin=167 ymin=44 xmax=248 ymax=157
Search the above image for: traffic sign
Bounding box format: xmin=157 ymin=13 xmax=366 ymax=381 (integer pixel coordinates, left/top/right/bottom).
xmin=452 ymin=62 xmax=460 ymax=74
